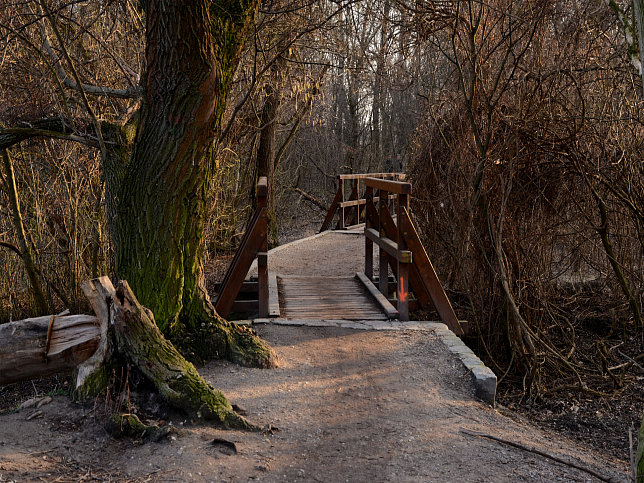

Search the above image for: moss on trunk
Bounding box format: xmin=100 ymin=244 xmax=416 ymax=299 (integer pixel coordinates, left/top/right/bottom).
xmin=112 ymin=281 xmax=256 ymax=428
xmin=105 ymin=0 xmax=276 ymax=368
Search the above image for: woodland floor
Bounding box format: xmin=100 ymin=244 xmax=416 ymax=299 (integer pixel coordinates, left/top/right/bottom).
xmin=0 ymin=325 xmax=630 ymax=482
xmin=0 ymin=222 xmax=639 ymax=482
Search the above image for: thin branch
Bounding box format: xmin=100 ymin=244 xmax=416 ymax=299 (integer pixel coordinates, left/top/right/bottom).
xmin=39 ymin=0 xmax=107 ymax=159
xmin=0 ymin=125 xmax=97 ymax=149
xmin=459 ymin=428 xmax=618 ymax=482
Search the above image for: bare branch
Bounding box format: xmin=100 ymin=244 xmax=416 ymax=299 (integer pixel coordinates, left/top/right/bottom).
xmin=0 ymin=118 xmax=97 ymax=149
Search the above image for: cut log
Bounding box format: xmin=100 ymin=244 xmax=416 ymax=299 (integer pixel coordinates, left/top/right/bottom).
xmin=0 ymin=314 xmax=101 ymax=385
xmin=1 ymin=276 xmax=256 ymax=430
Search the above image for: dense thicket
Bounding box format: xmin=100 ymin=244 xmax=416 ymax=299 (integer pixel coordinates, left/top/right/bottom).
xmin=406 ymin=0 xmax=643 ymax=398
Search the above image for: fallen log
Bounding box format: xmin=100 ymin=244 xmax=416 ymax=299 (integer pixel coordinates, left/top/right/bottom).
xmin=0 ymin=314 xmax=101 ymax=385
xmin=1 ymin=276 xmax=255 ymax=429
xmin=72 ymin=277 xmax=114 ymax=400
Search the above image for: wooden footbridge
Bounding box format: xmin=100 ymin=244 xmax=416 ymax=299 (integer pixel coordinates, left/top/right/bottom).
xmin=213 ymin=174 xmax=463 ymax=335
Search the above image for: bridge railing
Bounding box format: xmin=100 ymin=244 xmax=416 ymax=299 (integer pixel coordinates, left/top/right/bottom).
xmin=357 ymin=177 xmax=463 ymax=333
xmin=319 ymin=172 xmax=405 ymax=232
xmin=214 ymin=177 xmax=269 ymax=319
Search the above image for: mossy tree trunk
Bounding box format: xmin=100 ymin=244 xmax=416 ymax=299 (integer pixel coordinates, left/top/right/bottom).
xmin=107 ymin=0 xmax=276 ymax=366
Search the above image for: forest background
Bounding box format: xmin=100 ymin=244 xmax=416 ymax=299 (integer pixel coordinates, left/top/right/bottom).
xmin=0 ymin=0 xmax=643 ymax=469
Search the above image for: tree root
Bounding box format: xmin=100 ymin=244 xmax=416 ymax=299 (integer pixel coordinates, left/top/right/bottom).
xmin=110 ymin=281 xmax=260 ymax=429
xmin=106 ymin=413 xmax=174 ymax=442
xmin=174 ymin=317 xmax=278 ymax=369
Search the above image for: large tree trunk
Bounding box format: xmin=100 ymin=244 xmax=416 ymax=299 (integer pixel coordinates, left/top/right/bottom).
xmin=108 ymin=1 xmax=276 ymax=366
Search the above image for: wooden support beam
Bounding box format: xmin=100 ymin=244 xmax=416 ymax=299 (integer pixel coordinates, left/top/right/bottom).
xmin=364 ymin=177 xmax=411 ymax=195
xmin=320 ymin=183 xmax=342 ymax=232
xmin=400 ymin=208 xmax=462 ymax=334
xmin=258 ymin=247 xmax=268 ymax=319
xmin=356 ymin=272 xmax=398 ymax=319
xmin=344 ymin=180 xmax=359 ymax=227
xmin=339 ymin=198 xmax=367 ymax=208
xmin=231 ymin=300 xmax=259 ymax=314
xmin=338 ymin=172 xmax=406 ymax=180
xmin=212 ymin=281 xmax=259 ymax=293
xmin=256 ymin=176 xmax=268 ymax=197
xmin=368 ymin=199 xmax=433 ymax=310
xmin=215 ymin=206 xmax=266 ymax=318
xmin=388 ymin=299 xmax=420 ymax=312
xmin=268 ymin=274 xmax=280 ymax=317
xmin=365 ymin=228 xmax=412 ymax=263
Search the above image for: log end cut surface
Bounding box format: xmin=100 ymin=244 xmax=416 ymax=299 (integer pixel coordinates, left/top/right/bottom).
xmin=278 ymin=276 xmax=387 ymax=320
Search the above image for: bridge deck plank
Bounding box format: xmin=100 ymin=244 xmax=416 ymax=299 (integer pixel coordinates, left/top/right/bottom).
xmin=278 ymin=276 xmax=387 ymax=320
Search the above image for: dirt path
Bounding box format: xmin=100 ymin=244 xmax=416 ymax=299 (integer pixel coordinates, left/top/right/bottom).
xmin=0 ymin=325 xmax=628 ymax=482
xmin=249 ymin=231 xmax=378 ymax=278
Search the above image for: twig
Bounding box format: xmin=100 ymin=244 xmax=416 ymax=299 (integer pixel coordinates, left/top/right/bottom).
xmin=459 ymin=428 xmax=622 ymax=482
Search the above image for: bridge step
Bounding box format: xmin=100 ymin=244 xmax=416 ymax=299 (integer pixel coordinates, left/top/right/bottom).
xmin=278 ymin=276 xmax=388 ymax=320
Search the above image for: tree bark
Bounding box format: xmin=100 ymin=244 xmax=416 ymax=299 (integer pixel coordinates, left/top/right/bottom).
xmin=108 ymin=1 xmax=276 ymax=366
xmin=256 ymin=65 xmax=281 ymax=246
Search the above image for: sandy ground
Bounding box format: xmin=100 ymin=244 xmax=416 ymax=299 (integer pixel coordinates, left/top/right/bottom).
xmin=0 ymin=325 xmax=629 ymax=482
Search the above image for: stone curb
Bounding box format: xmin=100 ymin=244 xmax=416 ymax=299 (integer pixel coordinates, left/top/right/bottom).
xmin=247 ymin=318 xmax=497 ymax=407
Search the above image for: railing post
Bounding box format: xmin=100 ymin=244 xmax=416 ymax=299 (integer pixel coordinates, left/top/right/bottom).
xmin=365 ymin=185 xmax=374 ymax=280
xmin=340 ymin=178 xmax=346 ymax=229
xmin=397 ymin=191 xmax=410 ymax=321
xmin=352 ymin=179 xmax=359 ymax=226
xmin=257 ymin=177 xmax=268 ymax=318
xmin=378 ymin=188 xmax=389 ymax=297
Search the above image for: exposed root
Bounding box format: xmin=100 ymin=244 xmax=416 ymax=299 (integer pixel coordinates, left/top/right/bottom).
xmin=174 ymin=315 xmax=278 ymax=369
xmin=111 ymin=281 xmax=263 ymax=429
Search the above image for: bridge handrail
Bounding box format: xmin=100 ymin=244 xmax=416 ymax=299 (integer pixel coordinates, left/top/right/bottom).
xmin=319 ymin=172 xmax=405 ymax=232
xmin=214 ymin=177 xmax=269 ymax=318
xmin=338 ymin=172 xmax=406 ymax=181
xmin=359 ymin=180 xmax=463 ymax=333
xmin=364 ymin=177 xmax=411 ymax=195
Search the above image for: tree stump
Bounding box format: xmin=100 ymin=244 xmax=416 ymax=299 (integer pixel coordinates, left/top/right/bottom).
xmin=73 ymin=277 xmax=253 ymax=429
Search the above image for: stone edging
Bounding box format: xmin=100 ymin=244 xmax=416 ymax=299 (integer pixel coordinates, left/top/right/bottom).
xmin=249 ymin=318 xmax=497 ymax=407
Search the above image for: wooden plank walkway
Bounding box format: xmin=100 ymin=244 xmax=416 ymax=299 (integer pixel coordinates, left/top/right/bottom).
xmin=278 ymin=276 xmax=387 ymax=320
